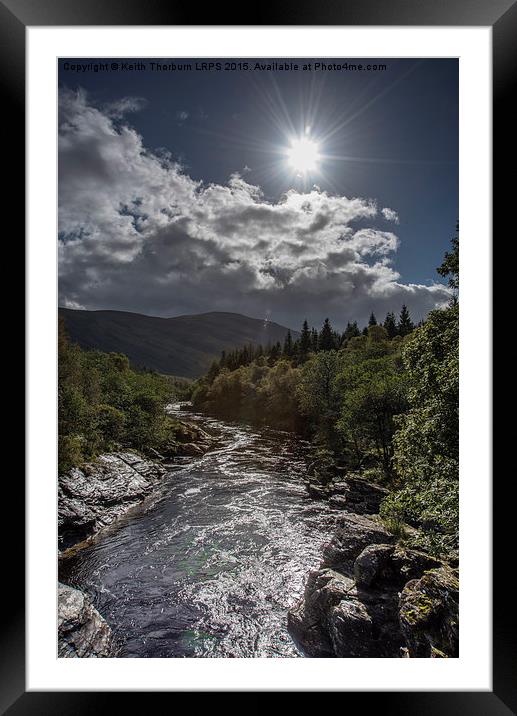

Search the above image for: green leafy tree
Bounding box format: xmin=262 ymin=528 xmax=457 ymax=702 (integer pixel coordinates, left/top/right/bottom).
xmin=381 ymin=304 xmax=459 ymax=554
xmin=437 ymin=223 xmax=459 ymax=301
xmin=337 ymin=355 xmax=408 ymax=475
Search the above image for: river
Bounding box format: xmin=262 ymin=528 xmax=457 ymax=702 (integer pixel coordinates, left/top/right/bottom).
xmin=59 ymin=405 xmax=338 ymax=658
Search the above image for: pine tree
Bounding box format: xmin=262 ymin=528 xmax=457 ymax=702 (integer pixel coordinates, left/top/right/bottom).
xmin=319 ymin=318 xmax=336 ymax=351
xmin=383 ymin=311 xmax=397 ymax=339
xmin=343 ymin=321 xmax=360 ymax=340
xmin=398 ymin=304 xmax=414 ymax=337
xmin=300 ymin=319 xmax=311 ymax=355
xmin=207 ymin=360 xmax=220 ymax=384
xmin=283 ymin=330 xmax=293 ymax=357
xmin=368 ymin=311 xmax=377 ymax=326
xmin=311 ymin=327 xmax=319 ymax=352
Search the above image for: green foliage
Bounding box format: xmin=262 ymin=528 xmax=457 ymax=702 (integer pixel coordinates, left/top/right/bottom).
xmin=193 ymin=358 xmax=302 ymax=430
xmin=380 ymin=304 xmax=459 ymax=555
xmin=336 ymin=351 xmax=408 ymax=475
xmin=437 ymin=222 xmax=459 ymax=295
xmin=58 ymin=318 xmax=176 ymax=473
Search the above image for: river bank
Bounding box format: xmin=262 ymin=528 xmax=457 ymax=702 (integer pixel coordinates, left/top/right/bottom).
xmin=58 ymin=407 xmax=458 ymax=659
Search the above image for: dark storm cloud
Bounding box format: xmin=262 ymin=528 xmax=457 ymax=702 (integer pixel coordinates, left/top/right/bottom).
xmin=58 ymin=90 xmax=450 ymax=327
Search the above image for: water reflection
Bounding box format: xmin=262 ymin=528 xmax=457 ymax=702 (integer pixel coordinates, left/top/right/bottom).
xmin=59 ymin=407 xmax=338 ymax=657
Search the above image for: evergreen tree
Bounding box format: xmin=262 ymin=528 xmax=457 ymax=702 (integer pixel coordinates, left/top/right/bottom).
xmin=311 ymin=327 xmax=319 ymax=352
xmin=343 ymin=321 xmax=360 ymax=341
xmin=207 ymin=360 xmax=220 ymax=384
xmin=362 ymin=326 xmax=369 ymax=336
xmin=319 ymin=318 xmax=336 ymax=351
xmin=283 ymin=330 xmax=293 ymax=357
xmin=368 ymin=311 xmax=378 ymax=326
xmin=383 ymin=311 xmax=397 ymax=339
xmin=398 ymin=304 xmax=414 ymax=337
xmin=300 ymin=319 xmax=311 ymax=354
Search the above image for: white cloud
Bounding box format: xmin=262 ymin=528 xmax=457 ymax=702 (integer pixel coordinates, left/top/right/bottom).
xmin=58 ymin=90 xmax=450 ymax=328
xmin=381 ymin=207 xmax=399 ymax=223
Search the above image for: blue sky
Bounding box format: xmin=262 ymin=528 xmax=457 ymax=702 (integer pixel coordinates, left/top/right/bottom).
xmin=58 ymin=58 xmax=457 ymax=329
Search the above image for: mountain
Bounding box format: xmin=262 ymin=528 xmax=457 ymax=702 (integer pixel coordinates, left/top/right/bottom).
xmin=59 ymin=308 xmax=298 ymax=378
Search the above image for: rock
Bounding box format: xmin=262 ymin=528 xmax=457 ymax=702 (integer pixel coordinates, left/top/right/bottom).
xmin=58 ymin=583 xmax=114 ymax=658
xmin=288 ymin=569 xmax=355 ymax=656
xmin=399 ymin=566 xmax=459 ymax=657
xmin=328 ymin=587 xmax=402 ymax=657
xmin=177 ymin=442 xmax=205 ymax=456
xmin=328 ymin=495 xmax=348 ymax=510
xmin=58 ymin=451 xmax=166 ymax=549
xmin=354 ymin=545 xmax=441 ymax=590
xmin=329 ymin=474 xmax=389 ymax=514
xmin=288 ymin=566 xmax=403 ymax=657
xmin=354 ymin=544 xmax=395 ymax=587
xmin=322 ymin=513 xmax=394 ymax=574
xmin=306 ymin=481 xmax=330 ymax=500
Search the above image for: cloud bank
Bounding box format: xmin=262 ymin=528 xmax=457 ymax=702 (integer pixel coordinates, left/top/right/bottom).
xmin=58 ymin=89 xmax=450 ymax=328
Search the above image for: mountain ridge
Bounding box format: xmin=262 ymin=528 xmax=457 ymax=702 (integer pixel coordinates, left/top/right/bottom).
xmin=59 ymin=307 xmax=298 ymax=378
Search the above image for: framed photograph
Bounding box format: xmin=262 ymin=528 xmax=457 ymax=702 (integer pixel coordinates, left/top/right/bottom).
xmin=7 ymin=0 xmax=508 ymax=708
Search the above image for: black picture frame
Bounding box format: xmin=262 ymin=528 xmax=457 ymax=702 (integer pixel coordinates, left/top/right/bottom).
xmin=6 ymin=0 xmax=508 ymax=710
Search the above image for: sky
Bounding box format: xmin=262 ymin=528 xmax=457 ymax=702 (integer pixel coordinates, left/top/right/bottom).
xmin=58 ymin=58 xmax=458 ymax=330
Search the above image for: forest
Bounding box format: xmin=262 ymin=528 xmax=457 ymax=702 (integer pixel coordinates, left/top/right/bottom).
xmin=59 ymin=234 xmax=458 ymax=558
xmin=192 ymin=235 xmax=459 ymax=556
xmin=58 ymin=320 xmax=190 ymax=473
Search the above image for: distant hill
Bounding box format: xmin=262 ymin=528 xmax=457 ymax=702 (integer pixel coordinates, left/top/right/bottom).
xmin=59 ymin=308 xmax=298 ymax=378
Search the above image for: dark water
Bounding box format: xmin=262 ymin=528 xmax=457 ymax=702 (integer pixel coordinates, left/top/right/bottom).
xmin=59 ymin=405 xmax=338 ymax=657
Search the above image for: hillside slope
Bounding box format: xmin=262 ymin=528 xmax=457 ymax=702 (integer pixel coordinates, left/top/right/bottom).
xmin=59 ymin=308 xmax=297 ymax=378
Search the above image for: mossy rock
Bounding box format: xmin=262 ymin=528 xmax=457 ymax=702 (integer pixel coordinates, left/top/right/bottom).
xmin=399 ymin=566 xmax=459 ymax=657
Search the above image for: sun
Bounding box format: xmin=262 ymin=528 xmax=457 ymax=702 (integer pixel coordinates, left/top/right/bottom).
xmin=287 ymin=136 xmax=320 ymax=174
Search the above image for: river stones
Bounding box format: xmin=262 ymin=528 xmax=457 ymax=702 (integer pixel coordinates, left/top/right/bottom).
xmin=58 ymin=583 xmax=114 ymax=658
xmin=58 ymin=451 xmax=166 ymax=549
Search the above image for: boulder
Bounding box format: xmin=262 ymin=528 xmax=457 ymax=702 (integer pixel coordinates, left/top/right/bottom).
xmin=328 ymin=587 xmax=402 ymax=657
xmin=399 ymin=566 xmax=459 ymax=657
xmin=58 ymin=583 xmax=114 ymax=658
xmin=58 ymin=451 xmax=166 ymax=549
xmin=322 ymin=513 xmax=394 ymax=574
xmin=288 ymin=569 xmax=355 ymax=656
xmin=306 ymin=481 xmax=330 ymax=500
xmin=353 ymin=544 xmax=395 ymax=587
xmin=288 ymin=566 xmax=403 ymax=658
xmin=330 ymin=474 xmax=389 ymax=514
xmin=354 ymin=545 xmax=441 ymax=590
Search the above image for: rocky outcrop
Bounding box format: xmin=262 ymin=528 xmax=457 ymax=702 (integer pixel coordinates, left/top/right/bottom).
xmin=288 ymin=511 xmax=454 ymax=658
xmin=288 ymin=514 xmax=401 ymax=657
xmin=399 ymin=566 xmax=459 ymax=658
xmin=165 ymin=418 xmax=219 ymax=459
xmin=58 ymin=451 xmax=166 ymax=549
xmin=306 ymin=473 xmax=388 ymax=515
xmin=58 ymin=583 xmax=114 ymax=658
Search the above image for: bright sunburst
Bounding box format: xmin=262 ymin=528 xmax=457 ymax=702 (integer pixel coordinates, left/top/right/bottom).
xmin=287 ymin=136 xmax=320 ymax=175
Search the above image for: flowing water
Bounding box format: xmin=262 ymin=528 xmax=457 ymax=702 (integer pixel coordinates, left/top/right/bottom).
xmin=59 ymin=405 xmax=338 ymax=657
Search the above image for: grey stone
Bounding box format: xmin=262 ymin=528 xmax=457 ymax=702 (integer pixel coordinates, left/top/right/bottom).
xmin=58 ymin=451 xmax=166 ymax=549
xmin=58 ymin=583 xmax=114 ymax=658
